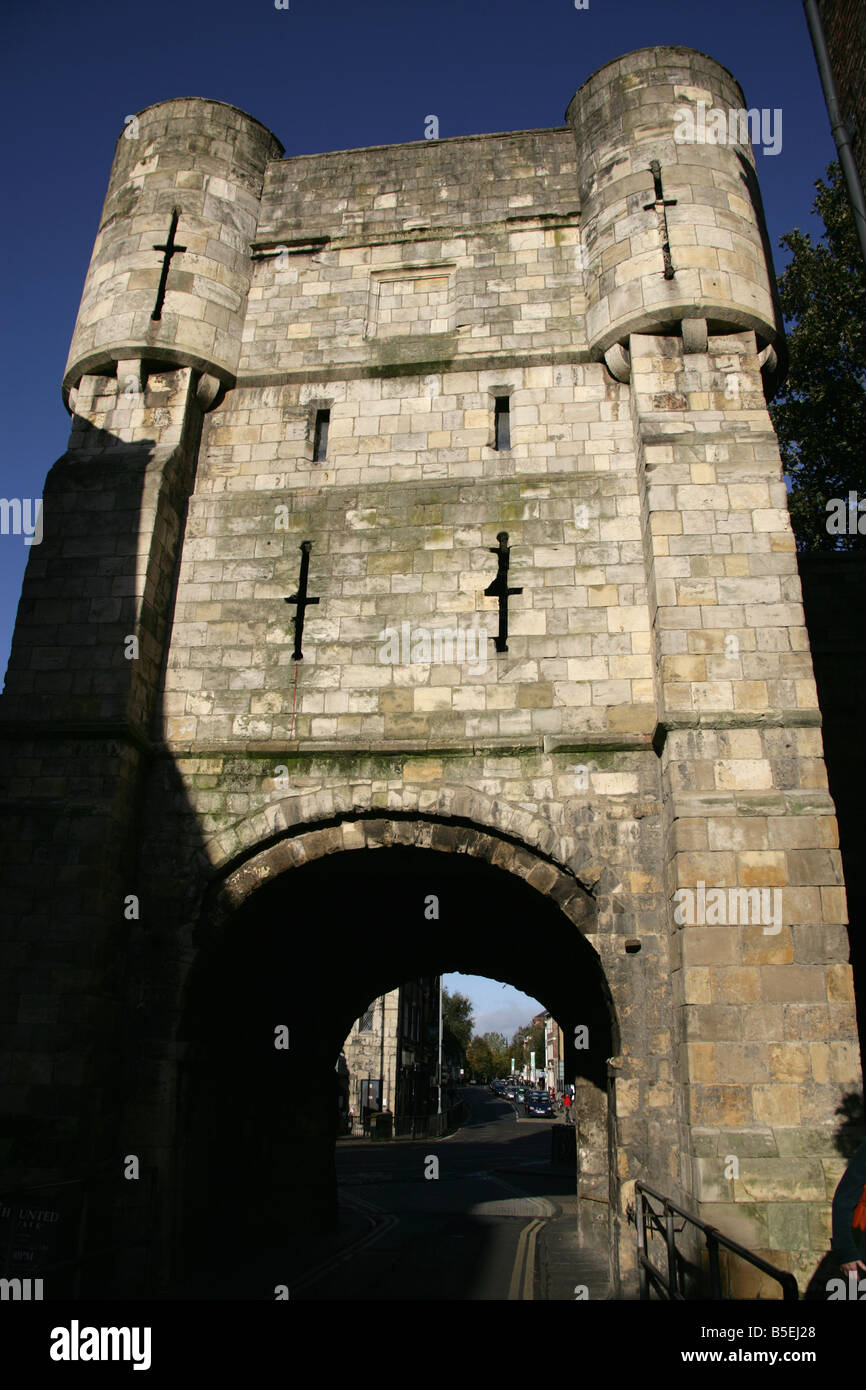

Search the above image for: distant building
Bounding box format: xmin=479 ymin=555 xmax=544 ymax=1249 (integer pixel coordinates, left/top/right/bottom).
xmin=530 ymin=1010 xmax=548 ymax=1083
xmin=542 ymin=1013 xmax=566 ymax=1092
xmin=343 ymin=977 xmax=440 ymax=1126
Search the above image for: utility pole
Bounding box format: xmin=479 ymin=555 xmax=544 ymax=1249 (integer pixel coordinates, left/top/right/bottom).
xmin=379 ymin=993 xmax=386 ymax=1114
xmin=437 ymin=976 xmax=443 ymax=1117
xmin=803 ymin=0 xmax=866 ymax=266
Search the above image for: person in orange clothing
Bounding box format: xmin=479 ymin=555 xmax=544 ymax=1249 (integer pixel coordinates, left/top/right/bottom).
xmin=831 ymin=1136 xmax=866 ymax=1291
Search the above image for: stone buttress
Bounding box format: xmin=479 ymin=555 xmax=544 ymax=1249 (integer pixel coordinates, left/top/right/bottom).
xmin=0 ymin=54 xmax=860 ymax=1296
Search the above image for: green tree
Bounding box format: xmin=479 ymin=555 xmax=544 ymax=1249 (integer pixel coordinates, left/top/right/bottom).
xmin=510 ymin=1019 xmax=545 ymax=1074
xmin=466 ymin=1035 xmax=493 ymax=1078
xmin=441 ymin=989 xmax=473 ymax=1066
xmin=768 ymin=162 xmax=866 ymax=551
xmin=481 ymin=1031 xmax=509 ymax=1077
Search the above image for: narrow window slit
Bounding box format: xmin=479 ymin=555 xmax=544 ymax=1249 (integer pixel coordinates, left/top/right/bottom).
xmin=313 ymin=408 xmax=330 ymax=461
xmin=494 ymin=396 xmax=510 ymax=451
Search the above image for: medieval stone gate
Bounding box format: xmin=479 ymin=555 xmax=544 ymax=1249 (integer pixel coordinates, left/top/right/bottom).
xmin=1 ymin=45 xmax=861 ymax=1297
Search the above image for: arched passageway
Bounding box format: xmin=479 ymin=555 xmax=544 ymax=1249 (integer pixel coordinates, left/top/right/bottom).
xmin=175 ymin=836 xmax=618 ymax=1286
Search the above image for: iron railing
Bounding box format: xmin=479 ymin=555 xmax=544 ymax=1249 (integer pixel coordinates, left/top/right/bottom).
xmin=634 ymin=1182 xmax=799 ymax=1301
xmin=343 ymin=1102 xmax=464 ymax=1139
xmin=393 ymin=1105 xmax=464 ymax=1138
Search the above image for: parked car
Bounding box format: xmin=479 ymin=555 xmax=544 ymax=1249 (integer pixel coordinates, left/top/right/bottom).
xmin=524 ymin=1091 xmax=553 ymax=1118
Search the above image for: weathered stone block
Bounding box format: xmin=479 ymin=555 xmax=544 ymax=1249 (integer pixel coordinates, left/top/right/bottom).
xmin=752 ymin=1085 xmax=802 ymax=1126
xmin=1 ymin=48 xmax=859 ymax=1306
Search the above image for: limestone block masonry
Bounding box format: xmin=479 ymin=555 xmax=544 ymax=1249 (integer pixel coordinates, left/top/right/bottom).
xmin=0 ymin=46 xmax=861 ymax=1297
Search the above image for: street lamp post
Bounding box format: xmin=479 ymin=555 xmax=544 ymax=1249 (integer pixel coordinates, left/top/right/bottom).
xmin=437 ymin=976 xmax=443 ymax=1117
xmin=379 ymin=993 xmax=386 ymax=1117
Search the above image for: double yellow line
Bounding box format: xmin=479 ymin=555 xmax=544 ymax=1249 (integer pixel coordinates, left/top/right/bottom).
xmin=507 ymin=1217 xmax=546 ymax=1300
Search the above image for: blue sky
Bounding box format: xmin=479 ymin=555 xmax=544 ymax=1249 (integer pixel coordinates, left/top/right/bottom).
xmin=0 ymin=0 xmax=836 ymax=682
xmin=443 ymin=972 xmax=545 ymax=1043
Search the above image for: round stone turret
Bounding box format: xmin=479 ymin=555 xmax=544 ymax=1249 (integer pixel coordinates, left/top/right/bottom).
xmin=568 ymin=47 xmax=783 ymax=372
xmin=63 ymin=98 xmax=283 ymax=403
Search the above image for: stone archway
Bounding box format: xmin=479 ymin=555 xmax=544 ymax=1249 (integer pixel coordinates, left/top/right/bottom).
xmin=172 ymin=817 xmax=623 ymax=1291
xmin=207 ymin=809 xmax=597 ymax=932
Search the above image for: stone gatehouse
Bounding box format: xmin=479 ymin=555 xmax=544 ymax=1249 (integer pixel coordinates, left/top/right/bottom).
xmin=0 ymin=44 xmax=861 ymax=1296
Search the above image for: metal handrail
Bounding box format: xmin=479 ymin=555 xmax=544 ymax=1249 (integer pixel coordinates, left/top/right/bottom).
xmin=634 ymin=1182 xmax=799 ymax=1301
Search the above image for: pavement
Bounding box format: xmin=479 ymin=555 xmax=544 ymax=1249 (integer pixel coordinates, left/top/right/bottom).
xmin=165 ymin=1087 xmax=611 ymax=1300
xmin=534 ymin=1207 xmax=612 ymax=1300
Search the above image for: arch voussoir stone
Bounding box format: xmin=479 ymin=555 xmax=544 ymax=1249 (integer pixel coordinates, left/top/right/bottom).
xmin=213 ymin=811 xmax=594 ymax=942
xmin=315 ymin=825 xmax=346 ymax=857
xmin=526 ymin=861 xmax=560 ymax=896
xmin=209 ymin=783 xmax=585 ymax=888
xmin=456 ymin=829 xmax=490 ymax=862
xmin=429 ymin=823 xmax=461 ymax=854
xmin=389 ymin=819 xmax=420 ymax=849
xmin=362 ymin=819 xmax=392 ymax=849
xmin=339 ymin=821 xmax=367 ymax=853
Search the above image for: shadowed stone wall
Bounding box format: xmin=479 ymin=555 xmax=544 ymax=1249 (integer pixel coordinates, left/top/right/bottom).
xmin=0 ymin=49 xmax=861 ymax=1298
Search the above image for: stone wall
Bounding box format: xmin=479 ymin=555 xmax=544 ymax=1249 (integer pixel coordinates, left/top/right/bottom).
xmin=161 ymin=363 xmax=650 ymax=748
xmin=0 ymin=45 xmax=861 ymax=1297
xmin=799 ymin=555 xmax=866 ymax=1078
xmin=247 ymin=127 xmax=580 ymax=379
xmin=342 ymin=989 xmax=399 ymax=1117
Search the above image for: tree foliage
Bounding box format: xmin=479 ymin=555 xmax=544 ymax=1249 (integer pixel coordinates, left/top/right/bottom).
xmin=466 ymin=1031 xmax=510 ymax=1079
xmin=768 ymin=162 xmax=866 ymax=550
xmin=466 ymin=1035 xmax=493 ymax=1078
xmin=509 ymin=1020 xmax=546 ymax=1073
xmin=441 ymin=988 xmax=473 ymax=1063
xmin=481 ymin=1031 xmax=509 ymax=1076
